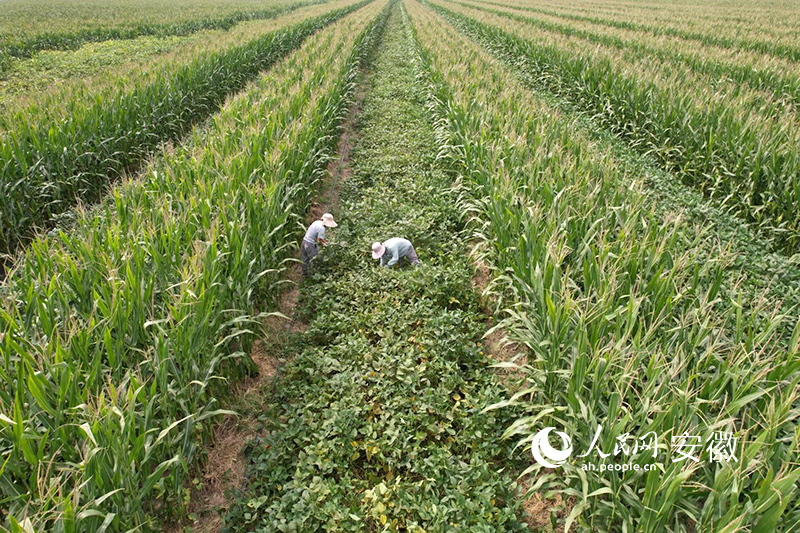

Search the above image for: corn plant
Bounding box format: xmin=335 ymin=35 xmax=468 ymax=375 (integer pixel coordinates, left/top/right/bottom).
xmin=0 ymin=0 xmax=321 ymax=52
xmin=409 ymin=1 xmax=800 ymax=530
xmin=430 ymin=1 xmax=800 ymax=255
xmin=0 ymin=0 xmax=368 ymax=138
xmin=445 ymin=0 xmax=800 ymax=113
xmin=0 ymin=0 xmax=320 ymax=58
xmin=467 ymin=0 xmax=800 ymax=63
xmin=441 ymin=0 xmax=800 ymax=134
xmin=0 ymin=0 xmax=368 ymax=259
xmin=0 ymin=1 xmax=387 ymax=530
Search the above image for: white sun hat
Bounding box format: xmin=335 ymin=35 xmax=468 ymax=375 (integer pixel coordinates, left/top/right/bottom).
xmin=371 ymin=242 xmax=386 ymax=259
xmin=322 ymin=213 xmax=338 ymax=228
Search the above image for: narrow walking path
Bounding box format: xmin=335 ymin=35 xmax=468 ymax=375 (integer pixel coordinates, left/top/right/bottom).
xmin=221 ymin=3 xmax=529 ymax=531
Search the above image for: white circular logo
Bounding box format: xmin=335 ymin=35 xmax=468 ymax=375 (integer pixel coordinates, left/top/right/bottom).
xmin=531 ymin=427 xmax=572 ymax=468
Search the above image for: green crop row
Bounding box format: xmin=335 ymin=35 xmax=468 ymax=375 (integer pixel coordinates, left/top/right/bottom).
xmin=0 ymin=0 xmax=365 ymax=261
xmin=426 ymin=1 xmax=800 ymax=254
xmin=0 ymin=0 xmax=361 ymax=128
xmin=469 ymin=0 xmax=800 ymax=63
xmin=446 ymin=0 xmax=800 ymax=111
xmin=0 ymin=0 xmax=317 ymax=58
xmin=0 ymin=0 xmax=384 ymax=530
xmin=439 ymin=0 xmax=800 ymax=127
xmin=410 ymin=1 xmax=800 ymax=530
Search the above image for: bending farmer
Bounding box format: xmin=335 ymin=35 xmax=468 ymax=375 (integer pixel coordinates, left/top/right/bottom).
xmin=302 ymin=213 xmax=337 ymax=276
xmin=371 ymin=238 xmax=420 ymax=267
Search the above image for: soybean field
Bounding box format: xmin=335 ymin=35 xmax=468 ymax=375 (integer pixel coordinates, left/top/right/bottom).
xmin=1 ymin=0 xmax=799 ymax=532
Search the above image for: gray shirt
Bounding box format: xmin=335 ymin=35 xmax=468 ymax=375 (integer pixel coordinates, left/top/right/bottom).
xmin=303 ymin=220 xmax=326 ymax=245
xmin=381 ymin=237 xmax=412 ymax=267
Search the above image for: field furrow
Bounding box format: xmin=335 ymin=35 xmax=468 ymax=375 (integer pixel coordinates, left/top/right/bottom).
xmin=0 ymin=1 xmax=386 ymax=529
xmin=221 ymin=4 xmax=531 ymax=530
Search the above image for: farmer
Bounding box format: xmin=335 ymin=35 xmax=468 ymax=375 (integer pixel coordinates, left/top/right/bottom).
xmin=371 ymin=238 xmax=421 ymax=268
xmin=302 ymin=213 xmax=337 ymax=276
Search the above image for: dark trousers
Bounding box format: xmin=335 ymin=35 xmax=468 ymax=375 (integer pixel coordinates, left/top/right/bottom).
xmin=405 ymin=245 xmax=420 ymax=266
xmin=301 ymin=240 xmax=319 ymax=276
xmin=389 ymin=246 xmax=420 ymax=267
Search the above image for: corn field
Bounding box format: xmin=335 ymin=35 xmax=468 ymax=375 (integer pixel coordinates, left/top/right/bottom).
xmin=0 ymin=0 xmax=387 ymax=528
xmin=0 ymin=0 xmax=365 ymax=259
xmin=0 ymin=0 xmax=318 ymax=59
xmin=409 ymin=0 xmax=800 ymax=530
xmin=2 ymin=0 xmax=800 ymax=531
xmin=426 ymin=0 xmax=800 ymax=255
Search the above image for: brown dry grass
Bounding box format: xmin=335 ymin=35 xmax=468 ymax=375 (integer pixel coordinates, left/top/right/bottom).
xmin=471 ymin=256 xmax=492 ymax=294
xmin=182 ymin=260 xmax=306 ymax=532
xmin=170 ymin=309 xmax=293 ymax=532
xmin=472 ymin=257 xmax=528 ymax=383
xmin=517 ymin=475 xmax=572 ymax=531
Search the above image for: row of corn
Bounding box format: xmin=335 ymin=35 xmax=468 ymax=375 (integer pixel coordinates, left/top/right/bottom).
xmin=0 ymin=0 xmax=368 ymax=139
xmin=0 ymin=0 xmax=363 ymax=260
xmin=0 ymin=0 xmax=386 ymax=530
xmin=443 ymin=0 xmax=800 ymax=147
xmin=0 ymin=0 xmax=315 ymax=58
xmin=425 ymin=0 xmax=800 ymax=255
xmin=469 ymin=0 xmax=800 ymax=63
xmin=409 ymin=1 xmax=800 ymax=530
xmin=448 ymin=0 xmax=800 ymax=112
